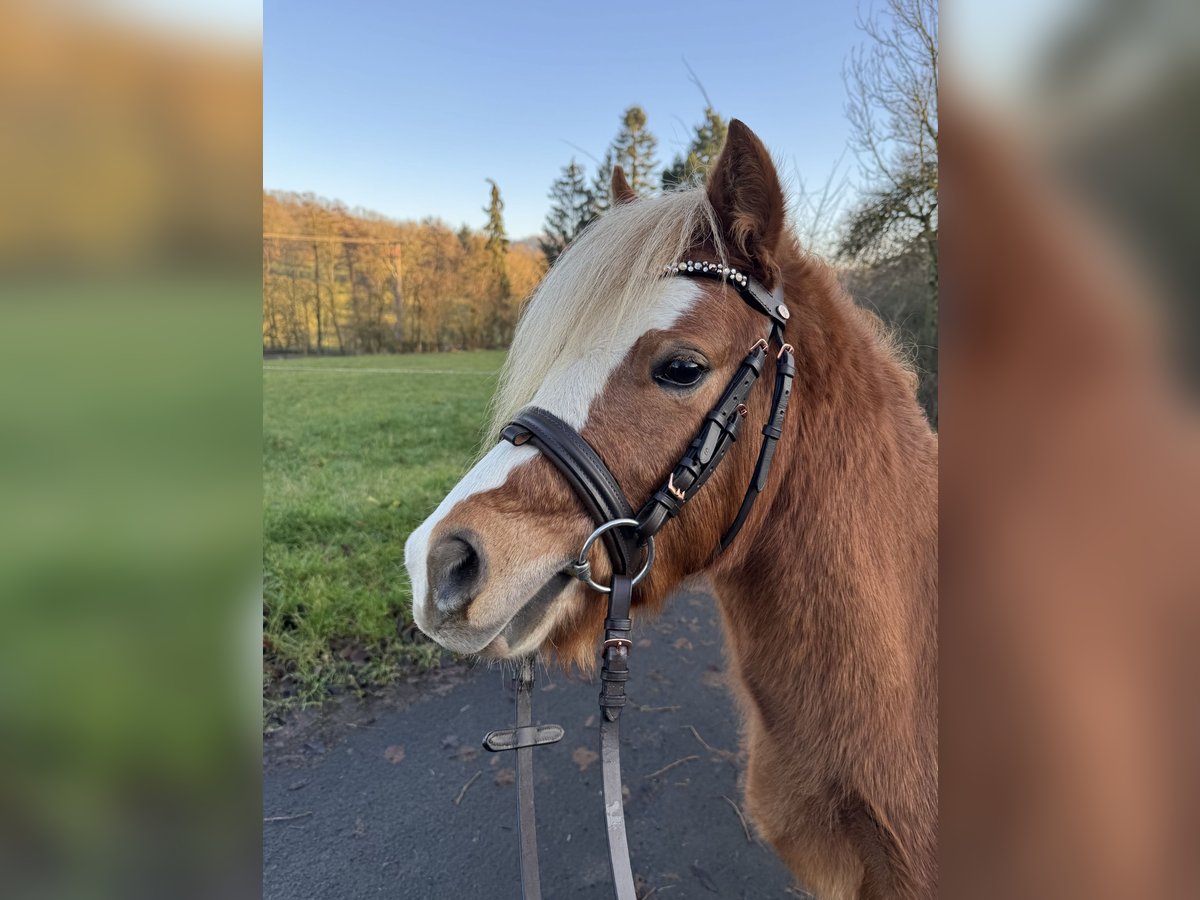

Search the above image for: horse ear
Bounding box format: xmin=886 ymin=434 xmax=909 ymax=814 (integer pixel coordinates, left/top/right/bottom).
xmin=706 ymin=120 xmax=786 ymax=280
xmin=611 ymin=165 xmax=636 ymax=206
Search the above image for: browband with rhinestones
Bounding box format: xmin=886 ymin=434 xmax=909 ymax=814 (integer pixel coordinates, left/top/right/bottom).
xmin=662 ymin=259 xmax=790 ymax=330
xmin=662 ymin=259 xmax=749 ymax=287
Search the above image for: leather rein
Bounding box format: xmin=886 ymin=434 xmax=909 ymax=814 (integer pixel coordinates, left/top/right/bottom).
xmin=481 ymin=261 xmax=795 ymax=899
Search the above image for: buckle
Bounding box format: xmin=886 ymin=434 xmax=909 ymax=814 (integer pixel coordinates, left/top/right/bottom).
xmin=666 ymin=472 xmax=686 ymax=501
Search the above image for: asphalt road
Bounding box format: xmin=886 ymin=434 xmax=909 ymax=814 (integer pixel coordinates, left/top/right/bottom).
xmin=263 ymin=586 xmax=804 ymax=899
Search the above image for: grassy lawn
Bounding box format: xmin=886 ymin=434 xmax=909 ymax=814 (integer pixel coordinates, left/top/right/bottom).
xmin=263 ymin=351 xmax=505 ymax=708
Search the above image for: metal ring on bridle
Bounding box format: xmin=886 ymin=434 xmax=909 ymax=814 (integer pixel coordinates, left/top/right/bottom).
xmin=570 ymin=517 xmax=655 ymax=593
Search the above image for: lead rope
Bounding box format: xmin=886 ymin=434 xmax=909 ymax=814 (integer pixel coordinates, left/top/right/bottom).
xmin=599 ymin=573 xmax=637 ymax=900
xmin=484 ymin=578 xmax=636 ymax=900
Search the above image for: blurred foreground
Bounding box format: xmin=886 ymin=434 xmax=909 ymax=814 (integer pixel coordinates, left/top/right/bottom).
xmin=943 ymin=0 xmax=1200 ymax=896
xmin=0 ymin=4 xmax=261 ymax=899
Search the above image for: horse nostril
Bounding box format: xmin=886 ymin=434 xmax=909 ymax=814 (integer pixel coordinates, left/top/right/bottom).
xmin=428 ymin=532 xmax=486 ymax=617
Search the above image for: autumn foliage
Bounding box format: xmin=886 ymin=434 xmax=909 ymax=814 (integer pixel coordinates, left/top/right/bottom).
xmin=263 ymin=191 xmax=545 ymax=354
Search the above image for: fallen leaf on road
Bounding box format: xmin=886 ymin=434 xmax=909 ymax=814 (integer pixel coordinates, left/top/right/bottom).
xmin=572 ymin=746 xmax=599 ymax=772
xmin=383 ymin=744 xmax=406 ymax=764
xmin=493 ymin=768 xmax=516 ymax=786
xmin=453 ymin=745 xmax=480 ymax=763
xmin=672 ymin=637 xmax=693 ymax=651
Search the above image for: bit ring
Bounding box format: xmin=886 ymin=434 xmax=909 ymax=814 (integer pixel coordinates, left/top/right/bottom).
xmin=569 ymin=518 xmax=655 ymax=593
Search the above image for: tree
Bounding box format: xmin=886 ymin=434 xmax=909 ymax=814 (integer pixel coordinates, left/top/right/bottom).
xmin=506 ymin=244 xmax=547 ymax=308
xmin=839 ymin=0 xmax=938 ymax=426
xmin=540 ymin=158 xmax=595 ymax=266
xmin=483 ymin=180 xmax=509 ymax=258
xmin=611 ymin=106 xmax=659 ymax=196
xmin=662 ymin=106 xmax=728 ymax=189
xmin=483 ymin=179 xmax=513 ymax=347
xmin=590 ymin=148 xmax=616 ymax=217
xmin=840 ymin=0 xmax=938 ymax=283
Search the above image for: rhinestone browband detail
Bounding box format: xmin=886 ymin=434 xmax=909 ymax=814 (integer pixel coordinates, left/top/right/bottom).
xmin=663 ymin=260 xmax=749 ymax=288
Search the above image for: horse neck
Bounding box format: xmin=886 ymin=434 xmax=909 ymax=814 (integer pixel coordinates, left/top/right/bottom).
xmin=708 ymin=252 xmax=938 ymax=720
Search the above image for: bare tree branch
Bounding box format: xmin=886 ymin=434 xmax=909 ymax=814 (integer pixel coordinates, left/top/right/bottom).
xmin=791 ymin=151 xmax=851 ymax=258
xmin=559 ymin=139 xmax=603 ymax=167
xmin=841 ymin=0 xmax=938 ymax=268
xmin=839 ymin=0 xmax=939 ymax=426
xmin=682 ymin=56 xmax=715 ymax=110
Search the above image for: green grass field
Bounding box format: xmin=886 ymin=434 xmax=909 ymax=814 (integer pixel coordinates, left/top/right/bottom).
xmin=263 ymin=351 xmax=506 ymax=708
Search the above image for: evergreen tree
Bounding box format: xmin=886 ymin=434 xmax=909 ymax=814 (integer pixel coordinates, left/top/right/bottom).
xmin=484 ymin=180 xmax=509 ymax=257
xmin=539 ymin=158 xmax=595 ymax=266
xmin=590 ymin=148 xmax=615 ymax=218
xmin=662 ymin=107 xmax=728 ymax=189
xmin=483 ymin=179 xmax=513 ymax=346
xmin=611 ymin=105 xmax=659 ymax=195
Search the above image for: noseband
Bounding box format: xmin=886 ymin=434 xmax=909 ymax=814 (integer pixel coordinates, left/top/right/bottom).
xmin=481 ymin=261 xmax=795 ymax=900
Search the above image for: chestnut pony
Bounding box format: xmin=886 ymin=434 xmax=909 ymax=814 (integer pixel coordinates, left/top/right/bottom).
xmin=405 ymin=121 xmax=938 ymax=899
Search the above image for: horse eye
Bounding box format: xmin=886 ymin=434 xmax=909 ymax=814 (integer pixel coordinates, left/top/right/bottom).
xmin=654 ymin=358 xmax=708 ymax=388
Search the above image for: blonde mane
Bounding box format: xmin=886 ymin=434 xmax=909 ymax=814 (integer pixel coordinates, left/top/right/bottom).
xmin=487 ymin=187 xmax=726 ymax=438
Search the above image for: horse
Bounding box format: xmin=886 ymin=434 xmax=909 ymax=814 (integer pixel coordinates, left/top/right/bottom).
xmin=405 ymin=120 xmax=938 ymax=899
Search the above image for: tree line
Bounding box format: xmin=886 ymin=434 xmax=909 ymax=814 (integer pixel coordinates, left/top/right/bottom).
xmin=263 ymin=188 xmax=545 ymax=354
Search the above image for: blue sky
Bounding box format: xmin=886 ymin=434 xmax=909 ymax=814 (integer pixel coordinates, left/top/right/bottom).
xmin=264 ymin=0 xmax=867 ymax=238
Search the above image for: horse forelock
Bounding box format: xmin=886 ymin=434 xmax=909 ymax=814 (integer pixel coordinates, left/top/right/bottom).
xmin=486 ymin=187 xmax=727 ymax=443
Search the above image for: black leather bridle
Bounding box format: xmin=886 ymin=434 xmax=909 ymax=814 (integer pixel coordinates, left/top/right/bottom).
xmin=481 ymin=260 xmax=796 ymax=900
